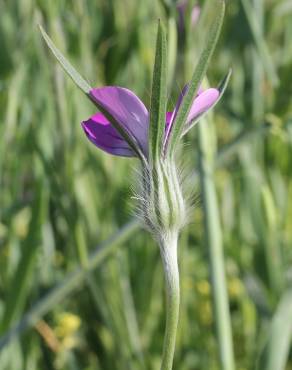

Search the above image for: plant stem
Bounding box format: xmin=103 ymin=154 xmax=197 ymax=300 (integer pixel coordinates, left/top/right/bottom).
xmin=198 ymin=119 xmax=235 ymax=370
xmin=159 ymin=234 xmax=180 ymax=370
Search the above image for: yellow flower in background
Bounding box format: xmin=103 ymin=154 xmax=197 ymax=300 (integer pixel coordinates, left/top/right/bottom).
xmin=228 ymin=278 xmax=244 ymax=299
xmin=196 ymin=280 xmax=211 ymax=296
xmin=54 ymin=312 xmax=81 ymax=351
xmin=198 ymin=301 xmax=212 ymax=326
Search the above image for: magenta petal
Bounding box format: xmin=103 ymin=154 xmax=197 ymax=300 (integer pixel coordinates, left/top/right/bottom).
xmin=186 ymin=88 xmax=220 ymax=124
xmin=164 ymin=84 xmax=203 ymax=140
xmin=89 ymin=87 xmax=149 ymax=156
xmin=82 ymin=113 xmax=135 ymax=157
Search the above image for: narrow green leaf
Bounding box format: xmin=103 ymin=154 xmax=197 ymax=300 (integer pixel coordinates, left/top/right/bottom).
xmin=257 ymin=289 xmax=292 ymax=370
xmin=149 ymin=20 xmax=167 ymax=161
xmin=39 ymin=25 xmax=147 ymax=163
xmin=166 ymin=0 xmax=225 ymax=157
xmin=39 ymin=25 xmax=91 ymax=94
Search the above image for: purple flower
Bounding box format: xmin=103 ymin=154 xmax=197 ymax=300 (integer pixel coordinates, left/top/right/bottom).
xmin=82 ymin=85 xmax=220 ymax=158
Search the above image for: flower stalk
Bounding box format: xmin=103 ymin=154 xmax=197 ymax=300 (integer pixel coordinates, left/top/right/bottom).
xmin=159 ymin=234 xmax=180 ymax=370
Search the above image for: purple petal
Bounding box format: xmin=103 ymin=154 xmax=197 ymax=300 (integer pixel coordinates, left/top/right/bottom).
xmin=89 ymin=87 xmax=149 ymax=156
xmin=164 ymin=84 xmax=203 ymax=140
xmin=82 ymin=112 xmax=135 ymax=157
xmin=186 ymin=88 xmax=220 ymax=124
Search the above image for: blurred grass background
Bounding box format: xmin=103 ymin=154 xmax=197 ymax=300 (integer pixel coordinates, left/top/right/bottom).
xmin=0 ymin=0 xmax=292 ymax=369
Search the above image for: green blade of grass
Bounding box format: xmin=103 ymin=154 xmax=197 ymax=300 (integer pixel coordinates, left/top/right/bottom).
xmin=240 ymin=0 xmax=279 ymax=87
xmin=257 ymin=289 xmax=292 ymax=370
xmin=0 ymin=181 xmax=47 ymax=335
xmin=198 ymin=117 xmax=235 ymax=370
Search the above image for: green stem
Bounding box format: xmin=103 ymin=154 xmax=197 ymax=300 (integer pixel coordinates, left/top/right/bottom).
xmin=198 ymin=119 xmax=235 ymax=370
xmin=159 ymin=234 xmax=180 ymax=370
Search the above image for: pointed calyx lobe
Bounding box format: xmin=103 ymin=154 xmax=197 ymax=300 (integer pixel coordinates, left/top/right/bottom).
xmin=164 ymin=0 xmax=225 ymax=157
xmin=148 ymin=21 xmax=168 ymax=162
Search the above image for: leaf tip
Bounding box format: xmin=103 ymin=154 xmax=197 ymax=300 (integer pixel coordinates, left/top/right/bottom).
xmin=218 ymin=68 xmax=232 ymax=93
